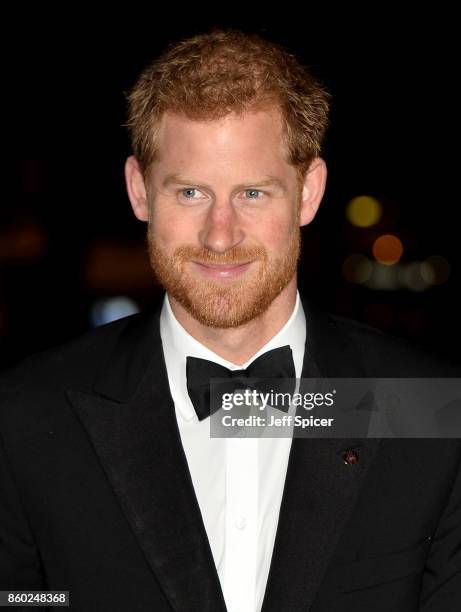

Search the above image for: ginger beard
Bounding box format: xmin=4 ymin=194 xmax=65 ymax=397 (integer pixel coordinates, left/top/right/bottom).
xmin=146 ymin=204 xmax=302 ymax=329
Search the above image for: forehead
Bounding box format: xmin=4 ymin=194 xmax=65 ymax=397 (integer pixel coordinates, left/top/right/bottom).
xmin=153 ymin=107 xmax=289 ymax=171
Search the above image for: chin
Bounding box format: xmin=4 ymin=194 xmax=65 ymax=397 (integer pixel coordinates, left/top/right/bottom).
xmin=173 ymin=279 xmax=286 ymax=329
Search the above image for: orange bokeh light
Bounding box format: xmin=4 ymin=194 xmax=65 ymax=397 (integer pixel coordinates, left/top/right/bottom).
xmin=372 ymin=234 xmax=403 ymax=265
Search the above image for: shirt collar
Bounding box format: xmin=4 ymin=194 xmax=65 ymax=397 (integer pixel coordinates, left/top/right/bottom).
xmin=160 ymin=290 xmax=307 ymax=421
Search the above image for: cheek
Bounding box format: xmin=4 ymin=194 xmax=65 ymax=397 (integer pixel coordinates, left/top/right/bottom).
xmin=252 ymin=213 xmax=297 ymax=248
xmin=150 ymin=206 xmax=200 ymax=246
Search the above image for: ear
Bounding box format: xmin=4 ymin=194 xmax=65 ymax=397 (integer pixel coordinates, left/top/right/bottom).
xmin=299 ymin=157 xmax=327 ymax=227
xmin=125 ymin=155 xmax=149 ymax=221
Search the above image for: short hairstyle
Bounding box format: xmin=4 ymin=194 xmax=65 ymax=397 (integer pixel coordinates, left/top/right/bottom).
xmin=124 ymin=29 xmax=331 ymax=184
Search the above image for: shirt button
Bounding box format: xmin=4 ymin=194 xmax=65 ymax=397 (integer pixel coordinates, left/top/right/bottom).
xmin=234 ymin=516 xmax=247 ymax=530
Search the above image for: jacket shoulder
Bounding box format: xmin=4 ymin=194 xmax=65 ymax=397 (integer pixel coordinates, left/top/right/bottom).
xmin=2 ymin=313 xmax=138 ymax=385
xmin=328 ymin=312 xmax=460 ymax=376
xmin=0 ymin=311 xmax=153 ymax=429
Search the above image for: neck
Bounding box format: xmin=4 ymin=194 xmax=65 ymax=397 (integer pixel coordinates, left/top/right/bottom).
xmin=168 ymin=277 xmax=298 ymax=365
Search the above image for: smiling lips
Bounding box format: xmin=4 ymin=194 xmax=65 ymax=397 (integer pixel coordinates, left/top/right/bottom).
xmin=192 ymin=260 xmax=253 ymax=278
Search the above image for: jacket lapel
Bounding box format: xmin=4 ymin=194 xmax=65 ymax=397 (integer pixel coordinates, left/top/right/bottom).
xmin=66 ymin=298 xmax=227 ymax=612
xmin=261 ymin=294 xmax=382 ymax=611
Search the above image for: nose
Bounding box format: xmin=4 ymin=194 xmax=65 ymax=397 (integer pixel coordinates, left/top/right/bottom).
xmin=198 ymin=197 xmax=245 ymax=253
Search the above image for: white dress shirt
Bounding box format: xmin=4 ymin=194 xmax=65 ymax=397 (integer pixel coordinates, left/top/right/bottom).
xmin=160 ymin=291 xmax=306 ymax=612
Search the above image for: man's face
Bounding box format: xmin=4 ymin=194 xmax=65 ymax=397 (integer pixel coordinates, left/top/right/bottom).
xmin=143 ymin=108 xmax=304 ymax=328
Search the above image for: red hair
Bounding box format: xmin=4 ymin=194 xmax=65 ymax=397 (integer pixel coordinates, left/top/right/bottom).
xmin=124 ymin=29 xmax=330 ymax=183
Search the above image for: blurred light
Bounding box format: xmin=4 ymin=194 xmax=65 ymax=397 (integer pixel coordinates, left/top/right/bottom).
xmin=420 ymin=255 xmax=451 ymax=285
xmin=84 ymin=241 xmax=155 ymax=292
xmin=355 ymin=257 xmax=444 ymax=292
xmin=346 ymin=195 xmax=382 ymax=227
xmin=342 ymin=254 xmax=373 ymax=283
xmin=399 ymin=261 xmax=430 ymax=292
xmin=90 ymin=296 xmax=140 ymax=327
xmin=372 ymin=234 xmax=403 ymax=265
xmin=0 ymin=222 xmax=48 ymax=263
xmin=364 ymin=262 xmax=401 ymax=290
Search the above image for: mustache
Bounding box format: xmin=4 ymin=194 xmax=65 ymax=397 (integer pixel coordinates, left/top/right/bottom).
xmin=171 ymin=245 xmax=267 ymax=265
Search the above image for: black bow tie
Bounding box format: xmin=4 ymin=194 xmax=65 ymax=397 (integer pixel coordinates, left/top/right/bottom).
xmin=186 ymin=345 xmax=296 ymax=421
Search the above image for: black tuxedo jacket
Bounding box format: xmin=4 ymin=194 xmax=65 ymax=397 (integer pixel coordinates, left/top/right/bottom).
xmin=1 ymin=291 xmax=460 ymax=611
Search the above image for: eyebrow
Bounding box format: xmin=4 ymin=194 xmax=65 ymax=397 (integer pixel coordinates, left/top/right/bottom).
xmin=161 ymin=173 xmax=287 ymax=191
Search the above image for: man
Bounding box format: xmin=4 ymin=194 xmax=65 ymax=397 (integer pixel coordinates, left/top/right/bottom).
xmin=0 ymin=29 xmax=460 ymax=612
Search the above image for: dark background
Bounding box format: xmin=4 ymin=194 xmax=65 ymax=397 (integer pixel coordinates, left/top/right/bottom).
xmin=1 ymin=9 xmax=459 ymax=369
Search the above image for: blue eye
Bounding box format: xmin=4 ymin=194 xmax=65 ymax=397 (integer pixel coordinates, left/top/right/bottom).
xmin=245 ymin=189 xmax=262 ymax=199
xmin=182 ymin=188 xmax=199 ymax=199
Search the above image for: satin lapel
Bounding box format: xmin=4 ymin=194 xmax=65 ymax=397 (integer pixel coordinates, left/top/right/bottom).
xmin=262 ymin=294 xmax=382 ymax=611
xmin=66 ymin=298 xmax=226 ymax=612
